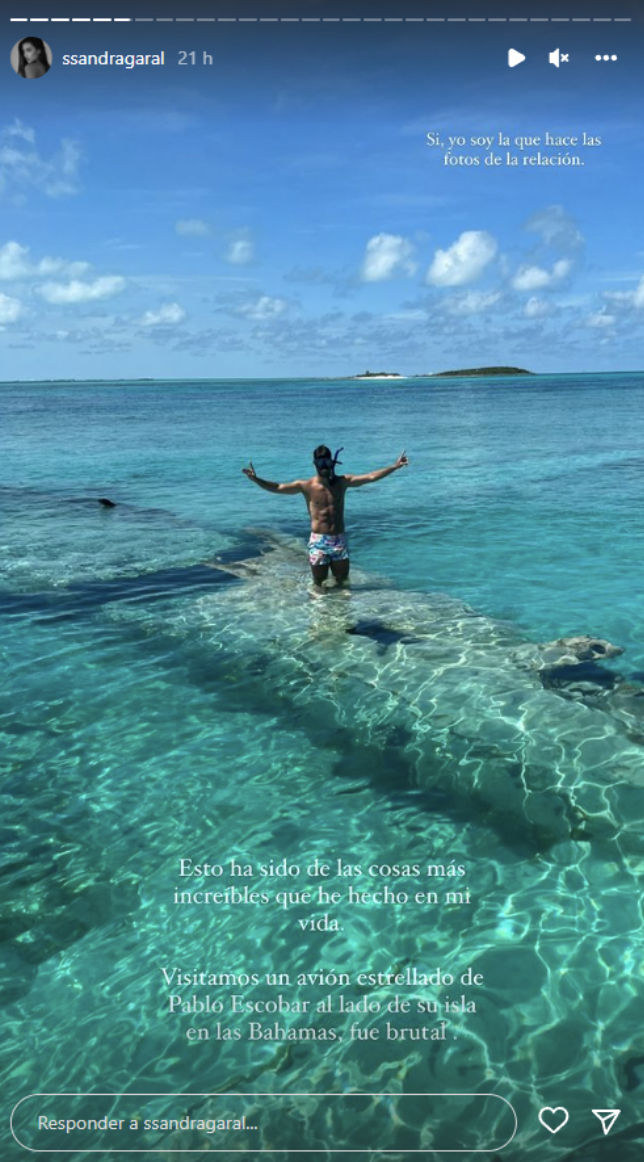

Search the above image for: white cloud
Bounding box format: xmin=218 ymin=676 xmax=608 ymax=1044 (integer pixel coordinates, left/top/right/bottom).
xmin=46 ymin=140 xmax=82 ymax=197
xmin=604 ymin=290 xmax=634 ymax=305
xmin=384 ymin=308 xmax=428 ymax=323
xmin=0 ymin=125 xmax=82 ymax=198
xmin=225 ymin=237 xmax=254 ymax=265
xmin=175 ymin=219 xmax=210 ymax=237
xmin=445 ymin=289 xmax=501 ymax=316
xmin=524 ymin=297 xmax=552 ymax=319
xmin=525 ymin=205 xmax=584 ymax=252
xmin=603 ymin=275 xmax=644 ymax=311
xmin=0 ymin=292 xmax=22 ymax=322
xmin=512 ymin=258 xmax=571 ymax=292
xmin=360 ymin=233 xmax=416 ymax=282
xmin=38 ymin=276 xmax=126 ymax=304
xmin=237 ymin=295 xmax=288 ymax=321
xmin=427 ymin=231 xmax=497 ymax=287
xmin=633 ymin=276 xmax=644 ymax=309
xmin=140 ymin=302 xmax=186 ymax=327
xmin=4 ymin=120 xmax=35 ymax=145
xmin=587 ymin=308 xmax=616 ymax=329
xmin=0 ymin=241 xmax=90 ymax=281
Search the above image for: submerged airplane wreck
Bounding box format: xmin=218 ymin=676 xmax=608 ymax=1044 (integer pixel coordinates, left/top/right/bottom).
xmin=168 ymin=532 xmax=644 ymax=859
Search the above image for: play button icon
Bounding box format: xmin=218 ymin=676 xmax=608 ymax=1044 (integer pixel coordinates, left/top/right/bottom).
xmin=508 ymin=49 xmax=526 ymax=68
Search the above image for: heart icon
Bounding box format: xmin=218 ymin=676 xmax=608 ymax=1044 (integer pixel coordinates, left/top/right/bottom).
xmin=539 ymin=1107 xmax=569 ymax=1134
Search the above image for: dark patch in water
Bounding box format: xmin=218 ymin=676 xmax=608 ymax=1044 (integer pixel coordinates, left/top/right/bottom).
xmin=540 ymin=660 xmax=619 ymax=690
xmin=347 ymin=619 xmax=421 ymax=654
xmin=622 ymin=1053 xmax=644 ymax=1091
xmin=382 ymin=724 xmax=414 ymax=748
xmin=0 ymin=721 xmax=55 ymax=738
xmin=603 ymin=455 xmax=644 ymax=471
xmin=212 ymin=541 xmax=265 ymax=566
xmin=243 ymin=655 xmax=273 ymax=678
xmin=0 ymin=531 xmax=269 ymax=622
xmin=0 ymin=563 xmax=239 ymax=622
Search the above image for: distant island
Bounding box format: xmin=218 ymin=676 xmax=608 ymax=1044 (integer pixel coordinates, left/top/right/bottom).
xmin=430 ymin=366 xmax=533 ymax=378
xmin=349 ymin=367 xmax=533 ymax=380
xmin=351 ymin=371 xmax=404 ymax=379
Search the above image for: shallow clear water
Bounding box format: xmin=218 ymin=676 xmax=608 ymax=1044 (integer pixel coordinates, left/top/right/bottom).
xmin=2 ymin=375 xmax=644 ymax=1160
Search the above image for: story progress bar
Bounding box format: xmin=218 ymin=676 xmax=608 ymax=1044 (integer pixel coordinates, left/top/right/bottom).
xmin=8 ymin=15 xmax=634 ymax=22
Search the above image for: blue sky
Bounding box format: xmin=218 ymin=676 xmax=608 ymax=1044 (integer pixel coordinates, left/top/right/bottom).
xmin=1 ymin=16 xmax=643 ymax=377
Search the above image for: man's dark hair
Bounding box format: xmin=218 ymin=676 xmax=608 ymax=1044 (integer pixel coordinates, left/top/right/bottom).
xmin=313 ymin=445 xmax=331 ymax=459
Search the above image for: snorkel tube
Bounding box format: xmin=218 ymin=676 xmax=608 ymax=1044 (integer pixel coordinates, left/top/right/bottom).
xmin=329 ymin=447 xmax=343 ymax=481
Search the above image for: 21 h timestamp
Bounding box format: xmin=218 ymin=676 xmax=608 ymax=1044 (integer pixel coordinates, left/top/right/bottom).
xmin=178 ymin=51 xmax=215 ymax=66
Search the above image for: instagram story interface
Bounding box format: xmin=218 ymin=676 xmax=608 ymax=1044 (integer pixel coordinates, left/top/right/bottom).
xmin=2 ymin=0 xmax=644 ymax=1158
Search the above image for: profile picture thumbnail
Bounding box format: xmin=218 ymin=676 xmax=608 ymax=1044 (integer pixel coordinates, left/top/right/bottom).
xmin=11 ymin=37 xmax=52 ymax=79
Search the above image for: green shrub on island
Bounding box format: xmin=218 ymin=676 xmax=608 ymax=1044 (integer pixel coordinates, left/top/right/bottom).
xmin=430 ymin=366 xmax=533 ymax=377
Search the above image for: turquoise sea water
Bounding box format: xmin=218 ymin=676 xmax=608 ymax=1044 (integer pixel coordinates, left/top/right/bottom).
xmin=2 ymin=375 xmax=644 ymax=1160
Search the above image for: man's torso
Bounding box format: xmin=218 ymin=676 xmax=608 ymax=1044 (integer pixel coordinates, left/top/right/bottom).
xmin=302 ymin=475 xmax=347 ymax=534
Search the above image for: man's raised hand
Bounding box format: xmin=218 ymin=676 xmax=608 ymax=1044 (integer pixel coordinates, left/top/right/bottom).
xmin=396 ymin=450 xmax=409 ymax=469
xmin=242 ymin=461 xmax=257 ymax=480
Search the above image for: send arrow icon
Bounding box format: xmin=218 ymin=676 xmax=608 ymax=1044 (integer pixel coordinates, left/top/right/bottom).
xmin=508 ymin=49 xmax=526 ymax=68
xmin=592 ymin=1110 xmax=621 ymax=1135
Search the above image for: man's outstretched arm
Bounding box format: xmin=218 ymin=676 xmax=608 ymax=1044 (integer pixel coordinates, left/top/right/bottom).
xmin=242 ymin=462 xmax=303 ymax=494
xmin=344 ymin=451 xmax=408 ymax=488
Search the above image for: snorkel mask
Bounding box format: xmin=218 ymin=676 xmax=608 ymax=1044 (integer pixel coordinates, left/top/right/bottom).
xmin=314 ymin=447 xmax=344 ymax=481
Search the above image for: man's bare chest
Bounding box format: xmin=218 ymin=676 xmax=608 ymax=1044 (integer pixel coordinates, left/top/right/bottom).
xmin=307 ymin=483 xmax=344 ymax=509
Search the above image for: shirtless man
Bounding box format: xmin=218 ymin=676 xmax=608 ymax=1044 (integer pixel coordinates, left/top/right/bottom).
xmin=242 ymin=445 xmax=408 ymax=594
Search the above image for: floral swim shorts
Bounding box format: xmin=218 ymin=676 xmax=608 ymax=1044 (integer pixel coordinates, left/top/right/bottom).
xmin=308 ymin=532 xmax=350 ymax=567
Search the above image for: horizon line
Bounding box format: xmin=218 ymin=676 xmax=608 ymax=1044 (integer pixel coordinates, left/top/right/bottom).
xmin=2 ymin=368 xmax=644 ymax=384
